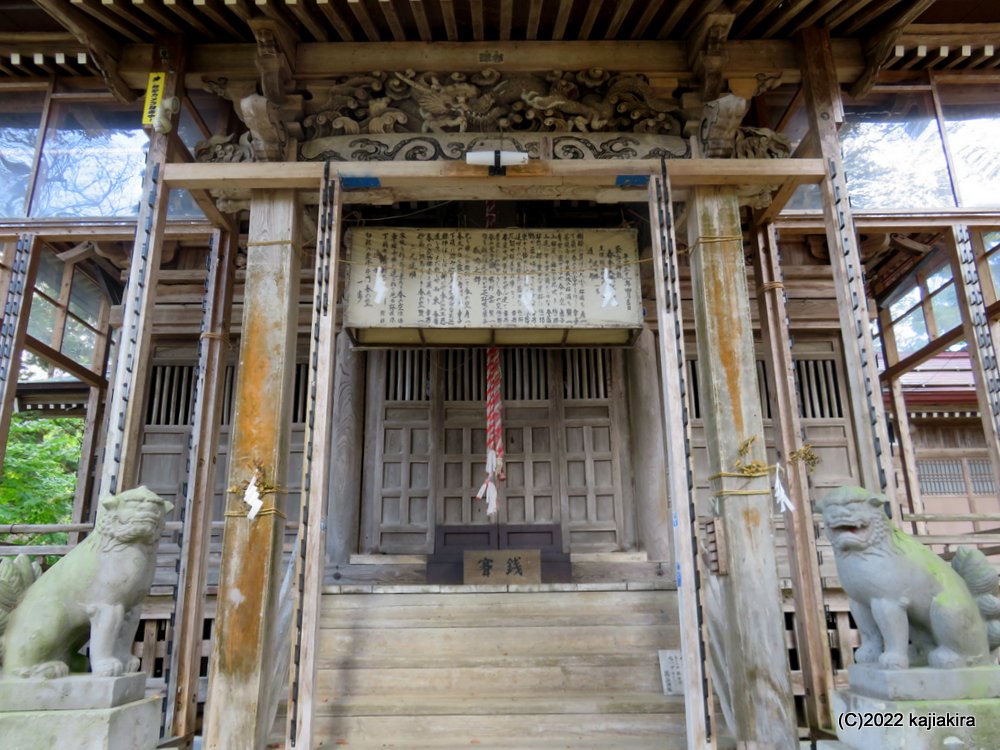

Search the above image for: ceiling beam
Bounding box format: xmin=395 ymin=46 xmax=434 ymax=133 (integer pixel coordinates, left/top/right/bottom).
xmin=114 ymin=38 xmax=863 ymax=90
xmin=32 ymin=0 xmax=136 ymax=101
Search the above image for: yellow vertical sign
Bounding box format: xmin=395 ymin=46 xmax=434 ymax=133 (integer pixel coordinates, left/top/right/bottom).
xmin=142 ymin=72 xmax=167 ymax=126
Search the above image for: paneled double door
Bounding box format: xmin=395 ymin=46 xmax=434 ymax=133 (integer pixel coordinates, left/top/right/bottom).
xmin=361 ymin=348 xmax=636 ymax=555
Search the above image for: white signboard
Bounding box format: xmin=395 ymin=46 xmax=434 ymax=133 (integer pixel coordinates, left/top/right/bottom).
xmin=343 ymin=228 xmax=642 ymax=343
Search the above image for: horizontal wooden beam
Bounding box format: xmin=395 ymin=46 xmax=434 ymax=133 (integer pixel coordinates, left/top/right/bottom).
xmin=23 ymin=334 xmax=107 ymax=389
xmin=162 ymin=159 xmax=825 ymax=200
xmin=117 ymin=38 xmax=864 ymax=88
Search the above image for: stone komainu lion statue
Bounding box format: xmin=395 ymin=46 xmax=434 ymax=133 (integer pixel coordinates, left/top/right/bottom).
xmin=0 ymin=486 xmax=173 ymax=678
xmin=821 ymin=485 xmax=1000 ymax=670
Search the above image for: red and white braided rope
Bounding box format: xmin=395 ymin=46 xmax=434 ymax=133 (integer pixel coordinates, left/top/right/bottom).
xmin=476 ymin=346 xmax=504 ymax=517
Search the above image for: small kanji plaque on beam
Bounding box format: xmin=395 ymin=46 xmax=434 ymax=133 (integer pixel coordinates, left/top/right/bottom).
xmin=463 ymin=549 xmax=541 ymax=584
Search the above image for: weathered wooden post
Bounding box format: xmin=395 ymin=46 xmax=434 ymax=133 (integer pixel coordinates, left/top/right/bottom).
xmin=688 ymin=185 xmax=797 ymax=745
xmin=169 ymin=227 xmax=237 ymax=743
xmin=753 ymin=221 xmax=834 ymax=732
xmin=204 ymin=189 xmax=301 ymax=749
xmin=799 ymin=26 xmax=898 ymax=516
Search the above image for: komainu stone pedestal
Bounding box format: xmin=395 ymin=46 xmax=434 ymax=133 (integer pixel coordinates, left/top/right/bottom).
xmin=0 ymin=673 xmax=161 ymax=750
xmin=835 ymin=663 xmax=1000 ymax=749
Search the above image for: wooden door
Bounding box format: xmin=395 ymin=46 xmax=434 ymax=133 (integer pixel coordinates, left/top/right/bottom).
xmin=363 ymin=347 xmax=633 ymax=554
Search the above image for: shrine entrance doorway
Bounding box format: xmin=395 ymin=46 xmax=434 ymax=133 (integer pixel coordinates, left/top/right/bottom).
xmin=360 ymin=346 xmax=636 ymax=555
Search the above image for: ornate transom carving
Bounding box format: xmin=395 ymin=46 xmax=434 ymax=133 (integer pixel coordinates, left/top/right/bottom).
xmin=299 ymin=68 xmax=683 ymax=137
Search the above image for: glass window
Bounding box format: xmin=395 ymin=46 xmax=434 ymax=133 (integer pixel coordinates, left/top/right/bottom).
xmin=35 ymin=249 xmax=65 ymax=300
xmin=27 ymin=295 xmax=58 ymax=344
xmin=0 ymin=92 xmax=44 ymax=218
xmin=840 ymin=92 xmax=954 ymax=210
xmin=69 ymin=270 xmax=102 ymax=327
xmin=926 ymin=265 xmax=953 ymax=293
xmin=785 ymin=183 xmax=822 ymax=211
xmin=930 ymin=284 xmax=961 ymax=334
xmin=30 ymin=101 xmax=147 ymax=218
xmin=19 ymin=350 xmax=73 ymax=382
xmin=890 ymin=286 xmax=921 ymax=320
xmin=939 ymin=86 xmax=1000 ymax=208
xmin=894 ymin=307 xmax=929 ymax=356
xmin=61 ymin=317 xmax=97 ymax=367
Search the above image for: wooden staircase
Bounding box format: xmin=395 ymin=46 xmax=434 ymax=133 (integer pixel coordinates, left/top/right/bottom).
xmin=309 ymin=586 xmax=687 ymax=749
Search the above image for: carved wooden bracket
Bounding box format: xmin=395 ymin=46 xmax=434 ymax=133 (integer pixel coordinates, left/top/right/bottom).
xmin=240 ymin=94 xmax=287 ymax=162
xmin=699 ymin=93 xmax=747 ymax=158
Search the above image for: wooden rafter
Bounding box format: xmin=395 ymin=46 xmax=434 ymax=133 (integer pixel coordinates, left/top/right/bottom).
xmin=315 ymin=0 xmax=355 ymax=42
xmin=32 ymin=0 xmax=136 ymax=101
xmin=408 ymin=0 xmax=432 ymax=42
xmin=850 ymin=0 xmax=938 ymax=97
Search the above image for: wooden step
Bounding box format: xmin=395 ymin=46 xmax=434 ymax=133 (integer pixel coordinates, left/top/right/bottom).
xmin=310 ymin=589 xmax=685 ymax=749
xmin=320 ymin=624 xmax=677 ymax=658
xmin=312 ymin=712 xmax=685 ymax=746
xmin=317 ymin=657 xmax=662 ymax=694
xmin=314 ymin=693 xmax=684 ymax=717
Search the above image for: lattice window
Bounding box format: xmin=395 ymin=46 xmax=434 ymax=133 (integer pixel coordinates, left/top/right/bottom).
xmin=794 ymin=358 xmax=844 ymax=420
xmin=146 ymin=365 xmax=195 ymax=426
xmin=917 ymin=457 xmax=997 ymax=496
xmin=685 ymin=358 xmax=771 ymax=420
xmin=917 ymin=458 xmax=966 ymax=494
xmin=503 ymin=348 xmax=549 ymax=400
xmin=151 ymin=362 xmax=307 ymax=427
xmin=443 ymin=349 xmax=484 ymax=401
xmin=562 ymin=348 xmax=611 ymax=400
xmin=385 ymin=349 xmax=431 ymax=402
xmin=969 ymin=458 xmax=996 ymax=494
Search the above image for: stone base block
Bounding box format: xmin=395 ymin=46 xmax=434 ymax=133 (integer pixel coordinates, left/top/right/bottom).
xmin=0 ymin=694 xmax=162 ymax=750
xmin=0 ymin=673 xmax=147 ymax=711
xmin=832 ymin=689 xmax=1000 ymax=750
xmin=849 ymin=664 xmax=1000 ymax=701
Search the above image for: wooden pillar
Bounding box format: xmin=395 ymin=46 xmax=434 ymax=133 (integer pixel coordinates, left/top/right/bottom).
xmin=626 ymin=328 xmax=672 ymax=562
xmin=327 ymin=330 xmax=365 ymax=565
xmin=204 ymin=190 xmax=301 ymax=750
xmin=946 ymin=225 xmax=1000 ymax=496
xmin=752 ymin=222 xmax=833 ymax=733
xmin=70 ymin=299 xmax=113 ymax=543
xmin=0 ymin=235 xmax=41 ymax=471
xmin=98 ymin=39 xmax=184 ymax=497
xmin=688 ymin=185 xmax=796 ymax=745
xmin=887 ymin=378 xmax=926 ymax=534
xmin=168 ymin=227 xmax=237 ymax=744
xmin=648 ymin=170 xmax=712 ymax=749
xmin=287 ymin=171 xmax=341 ymax=748
xmin=800 ymin=26 xmax=898 ymax=514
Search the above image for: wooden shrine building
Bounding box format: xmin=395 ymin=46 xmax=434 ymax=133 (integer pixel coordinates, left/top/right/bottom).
xmin=2 ymin=1 xmax=1000 ymax=748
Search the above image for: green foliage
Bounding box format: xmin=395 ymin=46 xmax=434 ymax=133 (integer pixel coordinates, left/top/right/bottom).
xmin=0 ymin=413 xmax=84 ymax=547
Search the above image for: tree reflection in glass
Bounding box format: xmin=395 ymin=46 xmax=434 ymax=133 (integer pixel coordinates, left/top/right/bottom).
xmin=30 ymin=102 xmax=147 ymax=218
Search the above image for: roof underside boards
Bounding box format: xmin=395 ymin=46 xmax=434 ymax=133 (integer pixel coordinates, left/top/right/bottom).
xmin=1 ymin=1 xmax=1000 ymax=86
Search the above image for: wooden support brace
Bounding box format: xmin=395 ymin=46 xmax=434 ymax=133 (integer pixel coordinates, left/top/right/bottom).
xmin=946 ymin=225 xmax=1000 ymax=501
xmin=0 ymin=235 xmax=41 ymax=474
xmin=287 ymin=166 xmax=342 ymax=749
xmin=98 ymin=37 xmax=184 ymax=498
xmin=799 ymin=26 xmax=898 ymax=514
xmin=168 ymin=226 xmax=237 ymax=743
xmin=752 ymin=221 xmax=833 ymax=734
xmin=647 ymin=167 xmax=713 ymax=749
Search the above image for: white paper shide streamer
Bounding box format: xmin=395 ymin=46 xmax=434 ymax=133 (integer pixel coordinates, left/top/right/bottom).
xmin=476 ymin=448 xmax=499 ymax=517
xmin=451 ymin=271 xmax=463 ymax=309
xmin=372 ymin=266 xmax=387 ymax=304
xmin=519 ymin=275 xmax=535 ymax=313
xmin=243 ymin=473 xmax=263 ymax=521
xmin=773 ymin=463 xmax=795 ymax=513
xmin=600 ymin=267 xmax=619 ymax=308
